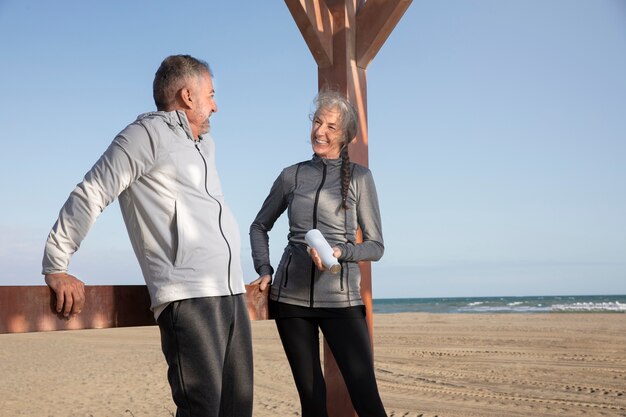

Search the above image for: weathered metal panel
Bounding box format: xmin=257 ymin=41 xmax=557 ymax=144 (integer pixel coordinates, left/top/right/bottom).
xmin=0 ymin=284 xmax=267 ymax=334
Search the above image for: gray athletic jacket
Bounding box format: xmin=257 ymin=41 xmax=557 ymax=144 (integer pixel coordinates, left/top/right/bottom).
xmin=250 ymin=155 xmax=384 ymax=308
xmin=42 ymin=111 xmax=245 ymax=312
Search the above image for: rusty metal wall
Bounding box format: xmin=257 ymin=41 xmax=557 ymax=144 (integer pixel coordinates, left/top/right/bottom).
xmin=0 ymin=284 xmax=267 ymax=334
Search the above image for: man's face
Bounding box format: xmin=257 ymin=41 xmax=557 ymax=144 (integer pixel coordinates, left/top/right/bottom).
xmin=187 ymin=71 xmax=217 ymax=138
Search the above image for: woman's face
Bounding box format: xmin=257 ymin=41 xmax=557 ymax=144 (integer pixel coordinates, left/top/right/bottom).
xmin=311 ymin=107 xmax=344 ymax=159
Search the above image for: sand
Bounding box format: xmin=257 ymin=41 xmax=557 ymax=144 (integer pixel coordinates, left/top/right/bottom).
xmin=1 ymin=313 xmax=625 ymax=417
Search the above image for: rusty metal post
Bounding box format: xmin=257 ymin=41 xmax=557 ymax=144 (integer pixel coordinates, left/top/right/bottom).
xmin=284 ymin=1 xmax=412 ymax=415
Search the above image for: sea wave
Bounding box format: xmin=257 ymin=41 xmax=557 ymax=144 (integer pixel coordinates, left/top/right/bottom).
xmin=550 ymin=301 xmax=626 ymax=312
xmin=372 ymin=296 xmax=626 ymax=314
xmin=458 ymin=305 xmax=552 ymax=313
xmin=458 ymin=301 xmax=626 ymax=313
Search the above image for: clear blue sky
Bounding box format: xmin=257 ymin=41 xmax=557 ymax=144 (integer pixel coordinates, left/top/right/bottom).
xmin=0 ymin=0 xmax=624 ymax=298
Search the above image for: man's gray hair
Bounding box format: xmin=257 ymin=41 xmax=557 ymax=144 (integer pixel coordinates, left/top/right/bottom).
xmin=153 ymin=55 xmax=212 ymax=111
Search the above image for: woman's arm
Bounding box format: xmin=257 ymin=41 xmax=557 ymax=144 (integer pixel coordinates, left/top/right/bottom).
xmin=249 ymin=170 xmax=289 ymax=277
xmin=337 ymin=168 xmax=384 ymax=262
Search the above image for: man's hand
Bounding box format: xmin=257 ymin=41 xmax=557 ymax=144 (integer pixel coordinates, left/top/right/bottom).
xmin=250 ymin=275 xmax=272 ymax=292
xmin=44 ymin=273 xmax=85 ymax=318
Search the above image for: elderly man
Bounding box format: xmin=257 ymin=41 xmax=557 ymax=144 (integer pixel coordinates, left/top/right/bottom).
xmin=42 ymin=55 xmax=253 ymax=417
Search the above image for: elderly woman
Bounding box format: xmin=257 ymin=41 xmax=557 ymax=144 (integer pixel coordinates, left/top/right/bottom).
xmin=250 ymin=90 xmax=387 ymax=417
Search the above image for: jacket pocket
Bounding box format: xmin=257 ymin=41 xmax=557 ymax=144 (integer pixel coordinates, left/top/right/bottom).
xmin=173 ymin=201 xmax=184 ymax=267
xmin=171 ymin=300 xmax=182 ymax=325
xmin=282 ymin=251 xmax=293 ymax=288
xmin=339 ymin=261 xmax=345 ymax=291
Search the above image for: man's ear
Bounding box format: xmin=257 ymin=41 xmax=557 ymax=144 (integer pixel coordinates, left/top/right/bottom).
xmin=179 ymin=87 xmax=193 ymax=108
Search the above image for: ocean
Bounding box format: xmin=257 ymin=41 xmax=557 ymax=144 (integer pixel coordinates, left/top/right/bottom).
xmin=372 ymin=294 xmax=626 ymax=314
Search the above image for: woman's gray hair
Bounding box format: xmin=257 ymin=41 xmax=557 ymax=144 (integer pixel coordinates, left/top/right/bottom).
xmin=153 ymin=55 xmax=213 ymax=111
xmin=312 ymin=90 xmax=359 ymax=143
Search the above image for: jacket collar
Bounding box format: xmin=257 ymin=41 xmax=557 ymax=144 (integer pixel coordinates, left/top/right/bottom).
xmin=173 ymin=111 xmax=202 ymax=142
xmin=312 ymin=154 xmax=342 ymax=167
xmin=136 ymin=111 xmax=201 ymax=142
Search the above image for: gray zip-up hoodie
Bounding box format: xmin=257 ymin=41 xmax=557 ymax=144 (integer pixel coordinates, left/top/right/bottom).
xmin=250 ymin=155 xmax=384 ymax=308
xmin=43 ymin=111 xmax=245 ymax=313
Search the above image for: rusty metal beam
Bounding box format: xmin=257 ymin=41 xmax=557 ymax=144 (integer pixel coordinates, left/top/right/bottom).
xmin=0 ymin=284 xmax=267 ymax=334
xmin=285 ymin=0 xmax=334 ymax=68
xmin=356 ymin=0 xmax=412 ymax=68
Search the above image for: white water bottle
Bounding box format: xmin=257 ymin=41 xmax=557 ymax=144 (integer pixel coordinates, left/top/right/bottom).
xmin=305 ymin=229 xmax=341 ymax=274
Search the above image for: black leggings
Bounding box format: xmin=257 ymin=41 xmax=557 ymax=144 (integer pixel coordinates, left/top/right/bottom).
xmin=275 ymin=316 xmax=387 ymax=417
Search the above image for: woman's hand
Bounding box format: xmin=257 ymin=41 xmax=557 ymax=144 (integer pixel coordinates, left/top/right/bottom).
xmin=309 ymin=247 xmax=342 ymax=271
xmin=250 ymin=275 xmax=272 ymax=291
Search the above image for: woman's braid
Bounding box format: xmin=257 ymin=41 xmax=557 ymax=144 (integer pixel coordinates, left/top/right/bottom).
xmin=312 ymin=89 xmax=358 ymax=210
xmin=340 ymin=145 xmax=351 ymax=209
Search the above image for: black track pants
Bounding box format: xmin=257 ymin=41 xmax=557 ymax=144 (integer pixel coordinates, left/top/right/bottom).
xmin=275 ymin=316 xmax=387 ymax=417
xmin=158 ymin=294 xmax=253 ymax=417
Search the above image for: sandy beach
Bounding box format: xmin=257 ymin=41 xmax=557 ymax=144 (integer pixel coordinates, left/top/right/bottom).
xmin=1 ymin=313 xmax=625 ymax=417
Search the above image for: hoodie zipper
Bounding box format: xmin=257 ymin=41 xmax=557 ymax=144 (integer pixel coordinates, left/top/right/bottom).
xmin=195 ymin=143 xmax=233 ymax=295
xmin=309 ymin=163 xmax=327 ymax=307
